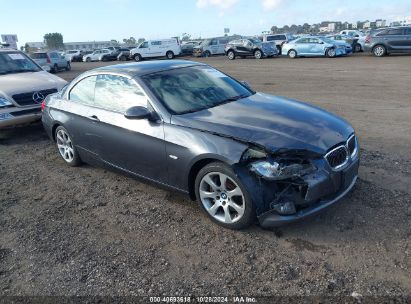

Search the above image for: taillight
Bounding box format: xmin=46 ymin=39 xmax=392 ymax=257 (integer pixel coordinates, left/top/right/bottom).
xmin=47 ymin=55 xmax=51 ymax=63
xmin=41 ymin=100 xmax=46 ymax=112
xmin=365 ymin=35 xmax=371 ymax=43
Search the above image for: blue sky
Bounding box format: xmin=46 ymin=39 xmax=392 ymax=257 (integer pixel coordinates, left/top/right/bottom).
xmin=1 ymin=0 xmax=411 ymax=46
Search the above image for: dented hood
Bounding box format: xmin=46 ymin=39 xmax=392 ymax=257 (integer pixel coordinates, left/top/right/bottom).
xmin=171 ymin=93 xmax=354 ymax=155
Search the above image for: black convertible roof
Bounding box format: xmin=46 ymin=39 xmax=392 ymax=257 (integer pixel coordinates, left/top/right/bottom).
xmin=93 ymin=60 xmax=205 ymax=77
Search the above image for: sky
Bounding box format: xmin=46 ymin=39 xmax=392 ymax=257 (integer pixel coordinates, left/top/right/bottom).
xmin=1 ymin=0 xmax=411 ymax=47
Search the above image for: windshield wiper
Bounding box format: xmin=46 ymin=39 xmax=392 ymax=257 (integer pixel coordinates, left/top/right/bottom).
xmin=218 ymin=93 xmax=250 ymax=104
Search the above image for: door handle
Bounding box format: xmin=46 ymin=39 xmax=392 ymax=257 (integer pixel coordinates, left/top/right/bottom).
xmin=89 ymin=115 xmax=100 ymax=122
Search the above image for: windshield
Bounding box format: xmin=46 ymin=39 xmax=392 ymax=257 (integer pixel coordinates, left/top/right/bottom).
xmin=142 ymin=65 xmax=254 ymax=115
xmin=0 ymin=52 xmax=42 ymax=74
xmin=249 ymin=38 xmax=262 ymax=44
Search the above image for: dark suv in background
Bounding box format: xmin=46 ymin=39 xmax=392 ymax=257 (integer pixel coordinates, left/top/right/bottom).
xmin=225 ymin=38 xmax=277 ymax=60
xmin=364 ymin=26 xmax=411 ymax=56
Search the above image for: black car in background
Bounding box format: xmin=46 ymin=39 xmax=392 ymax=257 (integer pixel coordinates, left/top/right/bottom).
xmin=225 ymin=38 xmax=278 ymax=60
xmin=364 ymin=26 xmax=411 ymax=56
xmin=42 ymin=60 xmax=359 ymax=230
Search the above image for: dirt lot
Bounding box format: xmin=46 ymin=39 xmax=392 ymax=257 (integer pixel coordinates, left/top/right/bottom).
xmin=1 ymin=55 xmax=410 ymax=300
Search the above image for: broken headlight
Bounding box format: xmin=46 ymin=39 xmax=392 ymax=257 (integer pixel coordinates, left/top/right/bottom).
xmin=250 ymin=160 xmax=315 ymax=180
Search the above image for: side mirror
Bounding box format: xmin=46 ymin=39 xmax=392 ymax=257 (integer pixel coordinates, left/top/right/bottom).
xmin=124 ymin=106 xmax=152 ymax=120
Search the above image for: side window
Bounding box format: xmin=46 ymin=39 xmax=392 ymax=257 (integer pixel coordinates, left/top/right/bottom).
xmin=69 ymin=76 xmax=97 ymax=106
xmin=406 ymin=28 xmax=411 ymax=35
xmin=266 ymin=36 xmax=275 ymax=41
xmin=210 ymin=39 xmax=217 ymax=46
xmin=94 ymin=74 xmax=146 ymax=113
xmin=140 ymin=42 xmax=149 ymax=48
xmin=386 ymin=29 xmax=403 ymax=35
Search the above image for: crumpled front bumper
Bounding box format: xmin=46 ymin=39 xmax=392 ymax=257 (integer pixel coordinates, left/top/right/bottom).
xmin=257 ymin=158 xmax=359 ymax=227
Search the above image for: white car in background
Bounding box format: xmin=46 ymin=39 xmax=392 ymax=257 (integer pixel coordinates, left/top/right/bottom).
xmin=83 ymin=49 xmax=111 ymax=62
xmin=65 ymin=50 xmax=83 ymax=62
xmin=0 ymin=49 xmax=67 ymax=128
xmin=129 ymin=39 xmax=181 ymax=61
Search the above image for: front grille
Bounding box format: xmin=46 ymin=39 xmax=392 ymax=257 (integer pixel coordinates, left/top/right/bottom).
xmin=325 ymin=146 xmax=348 ymax=170
xmin=12 ymin=88 xmax=58 ymax=106
xmin=347 ymin=135 xmax=357 ymax=157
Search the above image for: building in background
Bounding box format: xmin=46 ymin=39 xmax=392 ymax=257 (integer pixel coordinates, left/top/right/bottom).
xmin=64 ymin=41 xmax=116 ymax=51
xmin=391 ymin=16 xmax=411 ymax=26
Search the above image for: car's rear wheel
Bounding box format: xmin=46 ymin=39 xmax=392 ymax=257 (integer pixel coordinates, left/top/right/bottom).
xmin=373 ymin=45 xmax=386 ymax=57
xmin=53 ymin=64 xmax=59 ymax=73
xmin=134 ymin=54 xmax=142 ymax=62
xmin=326 ymin=48 xmax=336 ymax=58
xmin=288 ymin=49 xmax=297 ymax=58
xmin=203 ymin=51 xmax=211 ymax=58
xmin=227 ymin=50 xmax=235 ymax=60
xmin=166 ymin=51 xmax=174 ymax=59
xmin=65 ymin=62 xmax=71 ymax=71
xmin=195 ymin=162 xmax=255 ymax=230
xmin=354 ymin=43 xmax=362 ymax=52
xmin=86 ymin=57 xmax=91 ymax=62
xmin=55 ymin=126 xmax=81 ymax=167
xmin=254 ymin=49 xmax=262 ymax=59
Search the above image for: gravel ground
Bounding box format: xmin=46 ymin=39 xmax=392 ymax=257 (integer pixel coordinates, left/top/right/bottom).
xmin=1 ymin=54 xmax=410 ymax=301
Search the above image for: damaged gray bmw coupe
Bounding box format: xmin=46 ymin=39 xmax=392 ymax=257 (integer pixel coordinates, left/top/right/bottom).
xmin=42 ymin=60 xmax=359 ymax=229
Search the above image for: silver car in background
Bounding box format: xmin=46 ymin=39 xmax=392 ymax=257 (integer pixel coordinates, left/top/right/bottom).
xmin=30 ymin=51 xmax=71 ymax=73
xmin=0 ymin=49 xmax=67 ymax=128
xmin=282 ymin=36 xmax=352 ymax=58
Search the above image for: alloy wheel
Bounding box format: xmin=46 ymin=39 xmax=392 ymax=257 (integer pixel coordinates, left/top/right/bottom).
xmin=374 ymin=46 xmax=385 ymax=57
xmin=56 ymin=129 xmax=75 ymax=163
xmin=199 ymin=172 xmax=245 ymax=224
xmin=254 ymin=50 xmax=262 ymax=59
xmin=228 ymin=51 xmax=235 ymax=60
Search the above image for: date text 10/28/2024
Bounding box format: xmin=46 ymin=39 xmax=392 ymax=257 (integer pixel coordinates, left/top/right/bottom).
xmin=149 ymin=296 xmax=257 ymax=303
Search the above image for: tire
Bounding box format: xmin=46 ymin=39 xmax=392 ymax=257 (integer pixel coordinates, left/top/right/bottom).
xmin=354 ymin=43 xmax=362 ymax=53
xmin=65 ymin=62 xmax=71 ymax=71
xmin=53 ymin=64 xmax=59 ymax=73
xmin=288 ymin=49 xmax=297 ymax=59
xmin=203 ymin=51 xmax=211 ymax=58
xmin=195 ymin=162 xmax=255 ymax=230
xmin=227 ymin=50 xmax=235 ymax=60
xmin=86 ymin=57 xmax=91 ymax=62
xmin=134 ymin=54 xmax=142 ymax=62
xmin=254 ymin=49 xmax=262 ymax=59
xmin=55 ymin=126 xmax=81 ymax=167
xmin=373 ymin=45 xmax=386 ymax=57
xmin=326 ymin=48 xmax=336 ymax=58
xmin=119 ymin=55 xmax=127 ymax=61
xmin=166 ymin=51 xmax=174 ymax=59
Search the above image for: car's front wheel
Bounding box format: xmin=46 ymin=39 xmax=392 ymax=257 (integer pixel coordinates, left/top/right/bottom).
xmin=55 ymin=126 xmax=81 ymax=167
xmin=254 ymin=49 xmax=262 ymax=59
xmin=134 ymin=54 xmax=142 ymax=62
xmin=288 ymin=49 xmax=297 ymax=58
xmin=195 ymin=162 xmax=255 ymax=230
xmin=227 ymin=50 xmax=235 ymax=60
xmin=326 ymin=48 xmax=336 ymax=58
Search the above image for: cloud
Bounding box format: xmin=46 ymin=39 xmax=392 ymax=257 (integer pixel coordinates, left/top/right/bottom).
xmin=196 ymin=0 xmax=239 ymax=10
xmin=262 ymin=0 xmax=283 ymax=11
